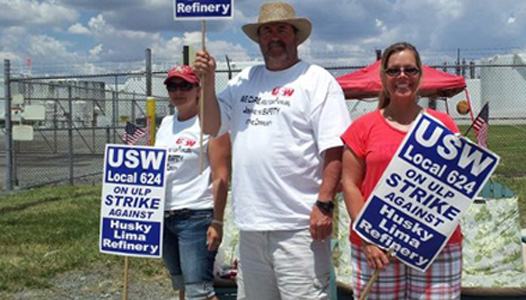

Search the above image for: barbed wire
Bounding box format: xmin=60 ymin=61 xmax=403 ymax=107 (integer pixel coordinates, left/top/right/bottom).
xmin=3 ymin=46 xmax=526 ymax=76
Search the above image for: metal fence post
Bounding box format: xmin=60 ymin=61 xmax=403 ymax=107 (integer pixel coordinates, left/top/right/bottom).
xmin=146 ymin=48 xmax=152 ymax=97
xmin=226 ymin=55 xmax=232 ymax=80
xmin=106 ymin=126 xmax=110 ymax=144
xmin=68 ymin=86 xmax=74 ymax=185
xmin=115 ymin=75 xmax=120 ymax=137
xmin=53 ymin=88 xmax=58 ymax=153
xmin=112 ymin=91 xmax=117 ymax=143
xmin=132 ymin=92 xmax=136 ymax=123
xmin=4 ymin=59 xmax=13 ymax=191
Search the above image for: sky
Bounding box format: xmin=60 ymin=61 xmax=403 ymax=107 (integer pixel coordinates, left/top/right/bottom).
xmin=1 ymin=0 xmax=526 ymax=75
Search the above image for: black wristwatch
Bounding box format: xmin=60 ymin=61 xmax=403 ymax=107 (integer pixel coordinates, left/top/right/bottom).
xmin=315 ymin=200 xmax=334 ymax=214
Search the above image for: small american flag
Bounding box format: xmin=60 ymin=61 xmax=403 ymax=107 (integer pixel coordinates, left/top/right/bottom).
xmin=123 ymin=122 xmax=146 ymax=145
xmin=473 ymin=102 xmax=489 ymax=148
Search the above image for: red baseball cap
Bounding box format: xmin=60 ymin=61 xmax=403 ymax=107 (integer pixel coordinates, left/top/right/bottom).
xmin=164 ymin=65 xmax=200 ymax=85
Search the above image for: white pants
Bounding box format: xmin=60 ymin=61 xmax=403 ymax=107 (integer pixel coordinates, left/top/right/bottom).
xmin=238 ymin=229 xmax=331 ymax=300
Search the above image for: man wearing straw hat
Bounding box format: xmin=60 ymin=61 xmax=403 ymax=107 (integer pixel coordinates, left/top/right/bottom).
xmin=194 ymin=2 xmax=351 ymax=299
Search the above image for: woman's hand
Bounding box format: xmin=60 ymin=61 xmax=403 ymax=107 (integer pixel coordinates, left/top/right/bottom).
xmin=364 ymin=243 xmax=390 ymax=270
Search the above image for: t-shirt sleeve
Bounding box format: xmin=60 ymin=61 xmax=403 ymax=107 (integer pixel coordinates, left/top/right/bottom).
xmin=309 ymin=71 xmax=352 ymax=155
xmin=341 ymin=118 xmax=366 ymax=158
xmin=442 ymin=114 xmax=460 ymax=134
xmin=216 ymin=84 xmax=234 ymax=137
xmin=154 ymin=116 xmax=170 ymax=147
xmin=430 ymin=110 xmax=460 ymax=134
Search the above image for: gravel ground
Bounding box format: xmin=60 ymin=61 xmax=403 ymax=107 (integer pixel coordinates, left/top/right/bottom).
xmin=0 ymin=262 xmax=180 ymax=300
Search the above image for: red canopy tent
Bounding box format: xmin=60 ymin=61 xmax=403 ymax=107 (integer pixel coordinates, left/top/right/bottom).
xmin=336 ymin=60 xmax=467 ymax=100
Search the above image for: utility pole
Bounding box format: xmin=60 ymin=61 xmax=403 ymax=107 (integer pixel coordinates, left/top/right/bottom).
xmin=226 ymin=55 xmax=232 ymax=79
xmin=183 ymin=45 xmax=190 ymax=65
xmin=146 ymin=48 xmax=152 ymax=97
xmin=456 ymin=48 xmax=461 ymax=76
xmin=4 ymin=59 xmax=13 ymax=190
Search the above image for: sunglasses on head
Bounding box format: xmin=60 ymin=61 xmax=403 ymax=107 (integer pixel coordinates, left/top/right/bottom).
xmin=166 ymin=81 xmax=195 ymax=92
xmin=385 ymin=66 xmax=420 ymax=77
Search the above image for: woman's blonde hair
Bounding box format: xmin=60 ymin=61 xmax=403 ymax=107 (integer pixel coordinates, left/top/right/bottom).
xmin=378 ymin=42 xmax=423 ymax=109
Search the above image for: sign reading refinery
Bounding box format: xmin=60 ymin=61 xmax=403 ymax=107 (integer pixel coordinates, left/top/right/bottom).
xmin=173 ymin=0 xmax=234 ymax=20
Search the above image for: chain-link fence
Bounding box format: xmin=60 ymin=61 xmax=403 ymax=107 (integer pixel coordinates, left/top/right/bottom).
xmin=1 ymin=60 xmax=525 ymax=191
xmin=1 ymin=74 xmax=162 ymax=190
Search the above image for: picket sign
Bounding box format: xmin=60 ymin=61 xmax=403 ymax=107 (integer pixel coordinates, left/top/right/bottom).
xmin=173 ymin=0 xmax=234 ymax=172
xmin=354 ymin=113 xmax=500 ymax=272
xmin=99 ymin=145 xmax=167 ymax=300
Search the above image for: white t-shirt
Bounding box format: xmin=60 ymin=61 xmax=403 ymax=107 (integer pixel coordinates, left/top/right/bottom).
xmin=217 ymin=60 xmax=351 ymax=231
xmin=155 ymin=114 xmax=213 ymax=211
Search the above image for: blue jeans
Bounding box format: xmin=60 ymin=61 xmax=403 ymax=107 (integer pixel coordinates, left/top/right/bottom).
xmin=163 ymin=209 xmax=217 ymax=300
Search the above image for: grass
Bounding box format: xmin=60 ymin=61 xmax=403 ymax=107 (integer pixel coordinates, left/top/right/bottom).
xmin=459 ymin=124 xmax=526 ymax=226
xmin=0 ymin=185 xmax=167 ymax=292
xmin=496 ymin=176 xmax=526 ymax=228
xmin=459 ymin=124 xmax=526 ymax=177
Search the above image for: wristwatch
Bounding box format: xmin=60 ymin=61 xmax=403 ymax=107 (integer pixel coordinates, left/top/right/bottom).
xmin=315 ymin=200 xmax=334 ymax=214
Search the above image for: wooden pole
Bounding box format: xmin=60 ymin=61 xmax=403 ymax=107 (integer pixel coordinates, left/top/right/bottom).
xmin=122 ymin=257 xmax=129 ymax=300
xmin=358 ymin=249 xmax=393 ymax=300
xmin=359 ymin=268 xmax=380 ymax=300
xmin=199 ymin=19 xmax=206 ymax=173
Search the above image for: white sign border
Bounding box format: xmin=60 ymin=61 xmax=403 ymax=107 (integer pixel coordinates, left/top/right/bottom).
xmin=352 ymin=112 xmax=500 ymax=272
xmin=99 ymin=144 xmax=168 ymax=259
xmin=173 ymin=0 xmax=235 ymax=20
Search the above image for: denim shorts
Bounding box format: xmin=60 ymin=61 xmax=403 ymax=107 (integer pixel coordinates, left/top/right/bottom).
xmin=163 ymin=208 xmax=217 ymax=299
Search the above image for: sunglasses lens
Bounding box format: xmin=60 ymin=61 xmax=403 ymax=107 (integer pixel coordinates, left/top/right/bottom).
xmin=385 ymin=67 xmax=420 ymax=77
xmin=404 ymin=68 xmax=419 ymax=76
xmin=179 ymin=82 xmax=193 ymax=91
xmin=167 ymin=82 xmax=194 ymax=91
xmin=385 ymin=68 xmax=401 ymax=76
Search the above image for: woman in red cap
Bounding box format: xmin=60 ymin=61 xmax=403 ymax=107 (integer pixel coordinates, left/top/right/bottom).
xmin=155 ymin=65 xmax=231 ymax=300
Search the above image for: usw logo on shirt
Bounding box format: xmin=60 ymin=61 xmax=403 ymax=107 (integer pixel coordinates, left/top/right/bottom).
xmin=176 ymin=137 xmax=196 ymax=147
xmin=271 ymin=86 xmax=295 ymax=97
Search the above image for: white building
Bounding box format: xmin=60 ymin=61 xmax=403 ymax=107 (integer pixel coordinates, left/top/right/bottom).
xmin=478 ymin=53 xmax=526 ymax=123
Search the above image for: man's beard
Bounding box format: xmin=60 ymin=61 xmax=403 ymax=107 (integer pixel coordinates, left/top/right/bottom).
xmin=264 ymin=41 xmax=288 ymax=60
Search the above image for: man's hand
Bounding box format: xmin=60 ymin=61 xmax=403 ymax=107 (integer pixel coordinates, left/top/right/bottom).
xmin=194 ymin=50 xmax=217 ymax=81
xmin=309 ymin=205 xmax=333 ymax=240
xmin=207 ymin=222 xmax=223 ymax=251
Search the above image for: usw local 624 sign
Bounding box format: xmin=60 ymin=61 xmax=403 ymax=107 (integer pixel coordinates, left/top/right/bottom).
xmin=173 ymin=0 xmax=234 ymax=20
xmin=353 ymin=113 xmax=499 ymax=272
xmin=100 ymin=145 xmax=167 ymax=258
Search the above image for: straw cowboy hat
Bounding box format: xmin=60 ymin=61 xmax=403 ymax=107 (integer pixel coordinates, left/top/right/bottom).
xmin=242 ymin=2 xmax=312 ymax=45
